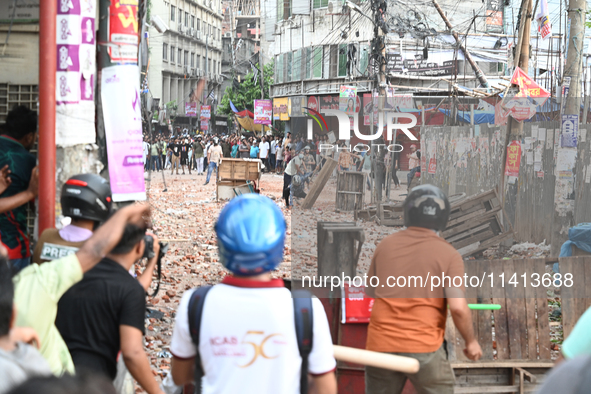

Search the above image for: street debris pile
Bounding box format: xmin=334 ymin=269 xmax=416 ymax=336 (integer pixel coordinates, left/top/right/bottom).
xmin=141 ymin=172 xmax=290 ymax=382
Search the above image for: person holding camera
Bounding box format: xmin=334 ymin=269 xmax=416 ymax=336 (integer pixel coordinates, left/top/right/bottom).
xmin=55 ymin=224 xmax=164 ymax=394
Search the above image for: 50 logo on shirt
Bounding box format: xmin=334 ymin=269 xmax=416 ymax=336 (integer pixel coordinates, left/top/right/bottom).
xmin=209 ymin=331 xmax=287 ymax=368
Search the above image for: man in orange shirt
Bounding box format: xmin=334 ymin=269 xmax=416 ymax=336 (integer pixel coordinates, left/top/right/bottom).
xmin=365 ymin=185 xmax=482 ymax=394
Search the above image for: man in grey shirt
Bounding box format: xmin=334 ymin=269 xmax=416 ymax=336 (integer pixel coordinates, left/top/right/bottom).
xmin=239 ymin=137 xmax=250 ymax=159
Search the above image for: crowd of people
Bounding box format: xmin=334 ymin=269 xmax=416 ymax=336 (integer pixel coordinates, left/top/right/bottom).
xmin=2 ymin=104 xmax=591 ymax=394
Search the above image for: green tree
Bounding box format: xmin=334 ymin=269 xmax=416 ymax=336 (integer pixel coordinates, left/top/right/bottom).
xmin=216 ymin=61 xmax=274 ymax=116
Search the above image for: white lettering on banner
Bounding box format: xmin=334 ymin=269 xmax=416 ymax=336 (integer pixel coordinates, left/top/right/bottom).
xmin=40 ymin=243 xmax=79 ymax=261
xmin=308 ymin=109 xmax=418 ymax=141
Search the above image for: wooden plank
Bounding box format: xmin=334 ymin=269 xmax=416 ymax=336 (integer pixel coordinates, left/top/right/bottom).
xmin=445 ymin=311 xmax=457 ymax=361
xmin=447 ymin=208 xmax=487 ymax=227
xmin=534 ymin=259 xmax=551 ymax=360
xmin=442 ymin=208 xmax=502 ymax=238
xmin=451 ymin=229 xmax=494 ymax=250
xmin=301 ymin=158 xmax=338 ymax=209
xmin=572 ymin=257 xmax=586 ymax=339
xmin=490 ymin=260 xmax=510 ymax=360
xmin=523 ymin=259 xmax=538 ymax=360
xmin=446 ymin=223 xmax=492 ymax=243
xmin=451 ymin=361 xmax=554 ymax=368
xmin=465 ymin=261 xmax=479 ymax=360
xmin=476 ymin=259 xmax=494 ymax=360
xmin=454 ymin=386 xmax=521 ymax=393
xmin=559 ymin=258 xmax=576 ymax=338
xmin=503 ymin=259 xmax=524 ymax=359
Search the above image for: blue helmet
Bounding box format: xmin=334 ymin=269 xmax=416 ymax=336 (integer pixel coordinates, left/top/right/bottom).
xmin=215 ymin=194 xmax=286 ymax=276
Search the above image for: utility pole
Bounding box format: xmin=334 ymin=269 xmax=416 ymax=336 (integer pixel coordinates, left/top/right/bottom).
xmin=500 ymin=0 xmax=532 ymax=231
xmin=202 ymin=34 xmax=209 ymax=134
xmin=551 ymin=0 xmax=587 ymax=255
xmin=432 ymin=0 xmax=489 ymax=88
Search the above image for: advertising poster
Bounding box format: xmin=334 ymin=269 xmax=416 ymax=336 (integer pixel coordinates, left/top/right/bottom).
xmin=108 ymin=0 xmax=139 ymax=63
xmin=272 ymin=98 xmax=289 ymax=121
xmin=561 ymin=114 xmax=578 ymax=148
xmin=504 ymin=140 xmax=522 ymax=177
xmin=101 ymin=65 xmax=146 ymax=201
xmin=427 ymin=140 xmax=437 ymax=174
xmin=339 ymin=85 xmax=358 ymax=115
xmin=200 ymin=105 xmax=211 ymax=119
xmin=306 ymin=96 xmax=318 ymax=112
xmin=341 ymin=285 xmax=373 ymax=324
xmin=200 ymin=120 xmax=209 ymax=130
xmin=254 ymin=99 xmax=272 ymax=124
xmin=288 ymin=96 xmax=306 ymax=117
xmin=55 ymin=0 xmax=97 ymax=146
xmin=185 ymin=102 xmax=197 ymax=117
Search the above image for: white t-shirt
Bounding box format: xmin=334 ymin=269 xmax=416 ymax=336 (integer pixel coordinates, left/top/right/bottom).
xmin=170 ymin=277 xmax=336 ymax=394
xmin=270 ymin=140 xmax=277 ymax=154
xmin=284 ymin=156 xmax=303 ymax=176
xmin=259 ymin=141 xmax=270 ymax=158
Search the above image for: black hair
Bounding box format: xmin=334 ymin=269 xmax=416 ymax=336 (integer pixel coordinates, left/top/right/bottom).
xmin=0 ymin=255 xmax=14 ymax=337
xmin=109 ymin=224 xmax=147 ymax=255
xmin=7 ymin=371 xmax=117 ymax=394
xmin=2 ymin=105 xmax=37 ymax=140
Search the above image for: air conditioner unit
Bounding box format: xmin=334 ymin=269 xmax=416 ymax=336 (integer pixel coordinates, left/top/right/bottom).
xmin=218 ymin=75 xmax=224 ymax=83
xmin=209 ymin=0 xmax=213 ymax=9
xmin=191 ymin=68 xmax=197 ymax=77
xmin=224 ymin=32 xmax=231 ymax=38
xmin=327 ymin=0 xmax=343 ymax=14
xmin=197 ymin=69 xmax=203 ymax=76
xmin=189 ymin=28 xmax=195 ymax=36
xmin=179 ymin=25 xmax=185 ymax=34
xmin=196 ymin=31 xmax=202 ymax=40
xmin=184 ymin=66 xmax=189 ymax=75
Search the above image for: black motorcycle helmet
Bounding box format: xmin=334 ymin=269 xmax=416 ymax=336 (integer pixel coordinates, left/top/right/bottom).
xmin=403 ymin=184 xmax=450 ymax=232
xmin=60 ymin=174 xmax=113 ymax=223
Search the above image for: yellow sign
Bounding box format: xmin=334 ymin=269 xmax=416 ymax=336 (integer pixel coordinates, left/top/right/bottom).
xmin=273 ymin=98 xmax=290 ymax=121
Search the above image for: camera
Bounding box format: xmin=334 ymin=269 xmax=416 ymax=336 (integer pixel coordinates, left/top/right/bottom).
xmin=141 ymin=235 xmax=169 ymax=297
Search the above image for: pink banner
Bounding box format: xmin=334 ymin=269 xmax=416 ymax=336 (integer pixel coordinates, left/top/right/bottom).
xmin=101 ymin=65 xmax=146 ymax=201
xmin=254 ymin=99 xmax=272 ymax=125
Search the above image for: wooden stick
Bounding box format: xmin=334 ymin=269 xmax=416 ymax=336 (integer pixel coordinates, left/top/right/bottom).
xmin=333 ymin=345 xmax=420 ymax=373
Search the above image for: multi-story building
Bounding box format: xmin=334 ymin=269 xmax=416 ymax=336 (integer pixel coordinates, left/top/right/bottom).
xmin=148 ymin=0 xmax=225 ymax=130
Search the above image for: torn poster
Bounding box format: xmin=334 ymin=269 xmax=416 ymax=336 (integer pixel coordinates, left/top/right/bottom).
xmin=505 ymin=140 xmax=521 ymax=177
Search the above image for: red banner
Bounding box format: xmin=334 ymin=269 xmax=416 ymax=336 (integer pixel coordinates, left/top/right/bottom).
xmin=108 ymin=0 xmax=139 ymax=63
xmin=342 ymin=285 xmax=373 ymax=324
xmin=510 ymin=67 xmax=550 ymax=99
xmin=504 ymin=140 xmax=522 ymax=177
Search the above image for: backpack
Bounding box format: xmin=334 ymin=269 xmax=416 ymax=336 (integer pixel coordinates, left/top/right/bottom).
xmin=188 ymin=287 xmax=313 ymax=394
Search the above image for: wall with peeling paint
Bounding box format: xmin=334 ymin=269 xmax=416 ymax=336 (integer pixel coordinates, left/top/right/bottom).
xmin=421 ymin=122 xmax=591 ymax=246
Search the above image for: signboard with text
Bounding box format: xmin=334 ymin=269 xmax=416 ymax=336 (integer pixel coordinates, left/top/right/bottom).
xmin=108 ymin=0 xmax=139 ymax=63
xmin=504 ymin=140 xmax=522 ymax=177
xmin=200 ymin=105 xmax=211 ymax=119
xmin=254 ymin=99 xmax=272 ymax=124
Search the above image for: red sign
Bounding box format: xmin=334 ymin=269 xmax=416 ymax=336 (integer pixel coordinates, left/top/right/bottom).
xmin=504 ymin=140 xmax=521 ymax=177
xmin=428 ymin=158 xmax=437 ymax=174
xmin=342 ymin=285 xmax=373 ymax=323
xmin=200 ymin=120 xmax=209 ymax=130
xmin=510 ymin=67 xmax=550 ymax=99
xmin=185 ymin=102 xmax=197 ymax=117
xmin=108 ymin=0 xmax=139 ymax=63
xmin=307 ymin=96 xmax=318 ymax=112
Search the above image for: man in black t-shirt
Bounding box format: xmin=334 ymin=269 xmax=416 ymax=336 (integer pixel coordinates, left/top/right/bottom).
xmin=169 ymin=137 xmax=181 ymax=175
xmin=55 ymin=225 xmax=164 ymax=394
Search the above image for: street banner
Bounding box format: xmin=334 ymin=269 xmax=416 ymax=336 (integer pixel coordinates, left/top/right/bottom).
xmin=201 ymin=120 xmax=209 ymax=130
xmin=55 ymin=0 xmax=97 ymax=146
xmin=185 ymin=102 xmax=197 ymax=117
xmin=339 ymin=86 xmax=358 ymax=115
xmin=272 ymin=98 xmax=289 ymax=121
xmin=502 ymin=67 xmax=550 ymax=121
xmin=101 ymin=65 xmax=146 ymax=202
xmin=200 ymin=105 xmax=211 ymax=119
xmin=254 ymin=99 xmax=272 ymax=124
xmin=536 ymin=0 xmax=552 ymax=40
xmin=108 ymin=0 xmax=139 ymax=63
xmin=504 ymin=140 xmax=522 ymax=177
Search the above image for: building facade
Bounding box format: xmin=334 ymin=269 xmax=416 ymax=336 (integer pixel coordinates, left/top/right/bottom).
xmin=148 ymin=0 xmax=225 ymax=128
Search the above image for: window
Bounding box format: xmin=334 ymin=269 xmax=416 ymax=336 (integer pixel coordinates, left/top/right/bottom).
xmin=305 ymin=48 xmax=312 ymax=79
xmin=213 ymin=60 xmax=217 ymax=74
xmin=163 ymin=43 xmax=168 ymax=60
xmin=197 ymin=55 xmax=201 ymax=69
xmin=191 ymin=52 xmax=195 ymax=67
xmin=178 ymin=8 xmax=182 ymax=23
xmin=184 ymin=50 xmax=188 ymax=65
xmin=313 ymin=0 xmax=329 ymax=8
xmin=191 ymin=15 xmax=195 ymax=28
xmin=292 ymin=49 xmax=301 ymax=81
xmin=276 ymin=54 xmax=284 ymax=83
xmin=171 ymin=5 xmax=175 ymax=21
xmin=313 ymin=47 xmax=322 ymax=78
xmin=359 ymin=44 xmax=369 ymax=75
xmin=277 ymin=0 xmax=291 ymax=20
xmin=178 ymin=49 xmax=182 ymax=64
xmin=171 ymin=46 xmax=175 ymax=63
xmin=338 ymin=44 xmax=347 ymax=77
xmin=197 ymin=19 xmax=200 ymax=30
xmin=185 ymin=12 xmax=189 ymax=26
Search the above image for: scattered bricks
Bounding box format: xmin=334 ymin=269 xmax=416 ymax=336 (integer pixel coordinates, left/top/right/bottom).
xmin=146 ymin=336 xmax=155 ymax=342
xmin=166 ymin=289 xmax=176 ymax=298
xmin=162 ymin=295 xmax=170 ymax=301
xmin=150 ymin=298 xmax=160 ymax=304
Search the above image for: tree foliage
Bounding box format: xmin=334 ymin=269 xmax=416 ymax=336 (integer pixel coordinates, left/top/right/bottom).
xmin=216 ymin=61 xmax=274 ymax=116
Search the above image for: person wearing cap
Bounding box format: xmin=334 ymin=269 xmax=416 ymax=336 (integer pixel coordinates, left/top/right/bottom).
xmin=406 ymin=144 xmax=420 ymax=190
xmin=168 ymin=194 xmax=337 ymax=394
xmin=365 ymin=185 xmax=482 ymax=394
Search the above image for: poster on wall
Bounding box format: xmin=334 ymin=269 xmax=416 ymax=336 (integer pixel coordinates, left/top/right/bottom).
xmin=504 ymin=140 xmax=522 ymax=177
xmin=200 ymin=105 xmax=211 ymax=119
xmin=254 ymin=99 xmax=272 ymax=124
xmin=108 ymin=0 xmax=139 ymax=63
xmin=272 ymin=98 xmax=289 ymax=121
xmin=339 ymin=86 xmax=358 ymax=115
xmin=561 ymin=114 xmax=578 ymax=148
xmin=101 ymin=65 xmax=146 ymax=201
xmin=0 ymin=0 xmax=39 ymax=23
xmin=185 ymin=102 xmax=197 ymax=116
xmin=55 ymin=0 xmax=97 ymax=146
xmin=427 ymin=140 xmax=437 ymax=174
